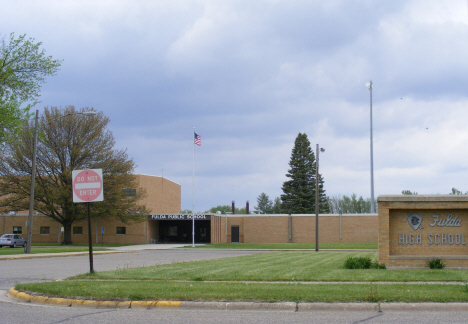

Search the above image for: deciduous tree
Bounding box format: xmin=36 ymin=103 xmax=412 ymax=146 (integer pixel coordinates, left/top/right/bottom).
xmin=205 ymin=204 xmax=248 ymax=214
xmin=0 ymin=33 xmax=62 ymax=144
xmin=327 ymin=194 xmax=372 ymax=214
xmin=0 ymin=98 xmax=30 ymax=146
xmin=0 ymin=33 xmax=62 ymax=103
xmin=0 ymin=106 xmax=147 ymax=244
xmin=450 ymin=188 xmax=467 ymax=195
xmin=401 ymin=190 xmax=418 ymax=195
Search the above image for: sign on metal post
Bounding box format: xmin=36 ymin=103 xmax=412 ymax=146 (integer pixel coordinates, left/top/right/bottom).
xmin=72 ymin=169 xmax=103 ymax=274
xmin=72 ymin=169 xmax=104 ymax=203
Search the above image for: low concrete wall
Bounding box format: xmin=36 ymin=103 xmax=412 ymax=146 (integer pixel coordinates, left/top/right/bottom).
xmin=378 ymin=195 xmax=468 ymax=268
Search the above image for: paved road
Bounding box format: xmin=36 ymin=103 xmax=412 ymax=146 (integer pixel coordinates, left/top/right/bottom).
xmin=0 ymin=245 xmax=266 ymax=290
xmin=2 ymin=246 xmax=468 ymax=323
xmin=2 ymin=297 xmax=468 ymax=324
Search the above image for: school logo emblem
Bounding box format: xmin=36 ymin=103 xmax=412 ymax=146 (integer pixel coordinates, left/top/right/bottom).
xmin=407 ymin=212 xmax=423 ymax=231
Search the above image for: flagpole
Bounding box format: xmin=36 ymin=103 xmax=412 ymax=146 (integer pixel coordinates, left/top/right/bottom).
xmin=192 ymin=127 xmax=195 ymax=247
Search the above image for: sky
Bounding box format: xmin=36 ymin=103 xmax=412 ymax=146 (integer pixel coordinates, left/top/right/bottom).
xmin=3 ymin=0 xmax=468 ymax=213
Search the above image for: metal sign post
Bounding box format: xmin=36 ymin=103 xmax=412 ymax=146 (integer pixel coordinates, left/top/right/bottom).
xmin=86 ymin=202 xmax=93 ymax=273
xmin=72 ymin=169 xmax=104 ymax=274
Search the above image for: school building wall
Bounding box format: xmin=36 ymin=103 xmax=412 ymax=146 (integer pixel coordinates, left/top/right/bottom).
xmin=135 ymin=174 xmax=180 ymax=214
xmin=2 ymin=212 xmax=378 ymax=245
xmin=211 ymin=214 xmax=378 ymax=244
xmin=0 ymin=174 xmax=180 ymax=244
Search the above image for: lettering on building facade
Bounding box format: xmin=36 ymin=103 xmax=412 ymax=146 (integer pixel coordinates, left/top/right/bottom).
xmin=429 ymin=214 xmax=461 ymax=227
xmin=398 ymin=212 xmax=465 ymax=246
xmin=148 ymin=214 xmax=211 ymax=220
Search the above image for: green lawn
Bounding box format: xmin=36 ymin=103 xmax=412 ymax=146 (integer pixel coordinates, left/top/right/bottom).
xmin=16 ymin=280 xmax=468 ymax=303
xmin=16 ymin=251 xmax=468 ymax=303
xmin=73 ymin=251 xmax=468 ymax=282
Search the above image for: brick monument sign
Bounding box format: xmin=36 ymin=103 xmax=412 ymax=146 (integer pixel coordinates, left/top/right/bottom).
xmin=378 ymin=195 xmax=468 ymax=268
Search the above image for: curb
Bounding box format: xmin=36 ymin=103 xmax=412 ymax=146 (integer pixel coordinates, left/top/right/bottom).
xmin=7 ymin=288 xmax=179 ymax=309
xmin=7 ymin=288 xmax=468 ymax=311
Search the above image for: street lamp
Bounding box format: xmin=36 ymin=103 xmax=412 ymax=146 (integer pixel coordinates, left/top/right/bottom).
xmin=26 ymin=109 xmax=97 ymax=253
xmin=315 ymin=145 xmax=325 ymax=252
xmin=365 ymin=81 xmax=375 ymax=214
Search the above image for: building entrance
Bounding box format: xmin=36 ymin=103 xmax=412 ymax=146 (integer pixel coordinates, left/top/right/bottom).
xmin=148 ymin=215 xmax=211 ymax=244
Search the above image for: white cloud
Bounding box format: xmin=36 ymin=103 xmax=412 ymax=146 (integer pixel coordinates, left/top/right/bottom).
xmin=3 ymin=0 xmax=468 ymax=211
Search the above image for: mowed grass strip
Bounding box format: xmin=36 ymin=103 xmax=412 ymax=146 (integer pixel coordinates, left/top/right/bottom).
xmin=73 ymin=252 xmax=468 ymax=282
xmin=193 ymin=243 xmax=377 ymax=250
xmin=16 ymin=280 xmax=468 ymax=303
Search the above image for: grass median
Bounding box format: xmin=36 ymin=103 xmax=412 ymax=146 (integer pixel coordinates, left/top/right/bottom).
xmin=16 ymin=251 xmax=468 ymax=303
xmin=16 ymin=280 xmax=468 ymax=303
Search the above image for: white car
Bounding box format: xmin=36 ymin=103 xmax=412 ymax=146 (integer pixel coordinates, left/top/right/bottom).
xmin=0 ymin=234 xmax=27 ymax=248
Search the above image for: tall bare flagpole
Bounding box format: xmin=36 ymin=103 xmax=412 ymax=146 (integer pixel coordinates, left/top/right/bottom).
xmin=365 ymin=81 xmax=375 ymax=213
xmin=192 ymin=127 xmax=195 ymax=247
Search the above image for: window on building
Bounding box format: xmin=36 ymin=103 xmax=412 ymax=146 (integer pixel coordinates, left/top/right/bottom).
xmin=40 ymin=227 xmax=50 ymax=235
xmin=116 ymin=227 xmax=126 ymax=235
xmin=73 ymin=227 xmax=83 ymax=235
xmin=122 ymin=189 xmax=136 ymax=197
xmin=13 ymin=226 xmax=22 ymax=234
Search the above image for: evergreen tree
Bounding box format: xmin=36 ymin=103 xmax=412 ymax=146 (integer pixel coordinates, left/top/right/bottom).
xmin=281 ymin=133 xmax=328 ymax=213
xmin=271 ymin=197 xmax=282 ymax=214
xmin=255 ymin=192 xmax=273 ymax=213
xmin=317 ymin=173 xmax=329 ymax=213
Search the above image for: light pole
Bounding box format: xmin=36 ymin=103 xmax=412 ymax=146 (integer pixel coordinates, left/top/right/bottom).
xmin=26 ymin=110 xmax=97 ymax=253
xmin=315 ymin=144 xmax=325 ymax=252
xmin=365 ymin=81 xmax=375 ymax=214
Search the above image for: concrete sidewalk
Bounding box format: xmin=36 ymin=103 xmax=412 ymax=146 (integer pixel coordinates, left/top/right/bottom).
xmin=110 ymin=244 xmax=194 ymax=250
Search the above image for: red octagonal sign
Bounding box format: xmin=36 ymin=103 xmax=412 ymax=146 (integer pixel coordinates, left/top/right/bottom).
xmin=72 ymin=169 xmax=104 ymax=203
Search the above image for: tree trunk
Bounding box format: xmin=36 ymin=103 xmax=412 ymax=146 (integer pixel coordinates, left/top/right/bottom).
xmin=62 ymin=222 xmax=73 ymax=245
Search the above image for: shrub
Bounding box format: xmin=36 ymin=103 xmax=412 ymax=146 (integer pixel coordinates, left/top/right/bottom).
xmin=371 ymin=260 xmax=387 ymax=269
xmin=344 ymin=256 xmax=386 ymax=269
xmin=426 ymin=258 xmax=445 ymax=269
xmin=344 ymin=256 xmax=359 ymax=269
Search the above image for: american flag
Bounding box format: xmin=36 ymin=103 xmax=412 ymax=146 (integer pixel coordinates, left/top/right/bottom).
xmin=194 ymin=132 xmax=201 ymax=146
